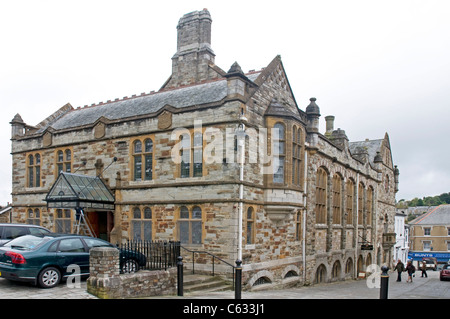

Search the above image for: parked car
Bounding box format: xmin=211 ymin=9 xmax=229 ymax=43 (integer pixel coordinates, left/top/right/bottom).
xmin=422 ymin=257 xmax=438 ymax=271
xmin=0 ymin=234 xmax=146 ymax=288
xmin=0 ymin=223 xmax=51 ymax=246
xmin=440 ymin=264 xmax=450 ymax=281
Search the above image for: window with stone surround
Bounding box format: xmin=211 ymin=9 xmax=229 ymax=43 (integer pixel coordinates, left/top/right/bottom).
xmin=27 ymin=208 xmax=41 ymax=225
xmin=132 ymin=138 xmax=153 ymax=181
xmin=295 ymin=210 xmax=302 ymax=241
xmin=27 ymin=153 xmax=41 ymax=187
xmin=292 ymin=125 xmax=302 ymax=186
xmin=132 ymin=206 xmax=152 ymax=241
xmin=55 ymin=209 xmax=72 ymax=233
xmin=179 ymin=132 xmax=203 ymax=178
xmin=315 ymin=167 xmax=327 ymax=224
xmin=332 ymin=174 xmax=342 ymax=225
xmin=56 ymin=148 xmax=72 ymax=175
xmin=245 ymin=207 xmax=256 ymax=245
xmin=358 ymin=183 xmax=364 ymax=225
xmin=366 ymin=186 xmax=373 ymax=226
xmin=177 ymin=206 xmax=202 ymax=245
xmin=346 ymin=179 xmax=354 ymax=225
xmin=273 ymin=122 xmax=285 ymax=184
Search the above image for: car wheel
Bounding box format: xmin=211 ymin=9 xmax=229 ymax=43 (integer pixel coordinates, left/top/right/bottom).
xmin=38 ymin=267 xmax=61 ymax=288
xmin=121 ymin=259 xmax=139 ymax=273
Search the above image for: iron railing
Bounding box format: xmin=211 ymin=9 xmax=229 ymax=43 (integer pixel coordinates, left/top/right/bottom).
xmin=180 ymin=246 xmax=236 ymax=289
xmin=117 ymin=240 xmax=180 ymax=271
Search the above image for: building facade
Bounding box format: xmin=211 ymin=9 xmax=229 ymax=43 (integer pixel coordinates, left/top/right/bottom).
xmin=394 ymin=210 xmax=408 ymax=264
xmin=9 ymin=9 xmax=399 ymax=288
xmin=408 ymin=204 xmax=450 ymax=264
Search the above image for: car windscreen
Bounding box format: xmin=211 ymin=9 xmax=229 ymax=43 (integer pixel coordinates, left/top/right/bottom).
xmin=3 ymin=235 xmax=52 ymax=250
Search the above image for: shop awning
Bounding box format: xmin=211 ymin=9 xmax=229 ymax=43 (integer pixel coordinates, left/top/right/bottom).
xmin=45 ymin=172 xmax=115 ymax=211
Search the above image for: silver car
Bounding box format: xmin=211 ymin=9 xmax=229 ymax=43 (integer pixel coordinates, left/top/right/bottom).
xmin=0 ymin=223 xmax=51 ymax=246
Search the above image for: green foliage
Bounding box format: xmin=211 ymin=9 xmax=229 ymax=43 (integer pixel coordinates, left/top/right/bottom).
xmin=396 ymin=192 xmax=450 ymax=208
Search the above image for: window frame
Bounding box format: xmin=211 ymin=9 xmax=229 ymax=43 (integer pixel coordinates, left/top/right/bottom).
xmin=27 ymin=153 xmax=41 ymax=188
xmin=132 ymin=138 xmax=154 ymax=181
xmin=177 ymin=205 xmax=203 ymax=245
xmin=55 ymin=148 xmax=72 ymax=175
xmin=273 ymin=122 xmax=286 ymax=184
xmin=131 ymin=206 xmax=153 ymax=241
xmin=315 ymin=167 xmax=327 ymax=224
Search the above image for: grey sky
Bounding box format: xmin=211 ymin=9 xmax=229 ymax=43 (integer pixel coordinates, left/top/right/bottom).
xmin=1 ymin=0 xmax=449 ymax=205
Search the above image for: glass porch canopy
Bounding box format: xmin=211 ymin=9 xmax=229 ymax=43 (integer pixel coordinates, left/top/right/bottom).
xmin=45 ymin=172 xmax=115 ymax=211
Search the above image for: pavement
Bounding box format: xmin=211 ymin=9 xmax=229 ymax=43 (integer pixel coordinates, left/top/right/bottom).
xmin=0 ymin=269 xmax=448 ymax=299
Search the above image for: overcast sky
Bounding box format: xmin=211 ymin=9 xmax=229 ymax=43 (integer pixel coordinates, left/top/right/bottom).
xmin=1 ymin=0 xmax=449 ymax=205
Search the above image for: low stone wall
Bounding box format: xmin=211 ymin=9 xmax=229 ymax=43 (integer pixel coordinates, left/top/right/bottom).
xmin=87 ymin=247 xmax=177 ymax=299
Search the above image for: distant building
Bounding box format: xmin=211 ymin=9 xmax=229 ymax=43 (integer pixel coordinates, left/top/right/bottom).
xmin=394 ymin=209 xmax=408 ymax=264
xmin=9 ymin=9 xmax=399 ymax=288
xmin=408 ymin=204 xmax=450 ymax=263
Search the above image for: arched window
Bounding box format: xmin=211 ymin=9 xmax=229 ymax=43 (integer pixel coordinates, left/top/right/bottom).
xmin=346 ymin=179 xmax=354 ymax=225
xmin=133 ymin=139 xmax=153 ymax=181
xmin=332 ymin=174 xmax=342 ymax=224
xmin=292 ymin=126 xmax=302 ymax=186
xmin=56 ymin=149 xmax=72 ymax=174
xmin=132 ymin=206 xmax=152 ymax=241
xmin=27 ymin=208 xmax=40 ymax=225
xmin=315 ymin=168 xmax=327 ymax=224
xmin=366 ymin=186 xmax=373 ymax=226
xmin=27 ymin=153 xmax=41 ymax=187
xmin=358 ymin=183 xmax=364 ymax=225
xmin=178 ymin=206 xmax=203 ymax=245
xmin=273 ymin=123 xmax=285 ymax=184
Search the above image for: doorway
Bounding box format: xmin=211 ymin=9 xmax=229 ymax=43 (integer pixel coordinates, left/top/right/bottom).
xmin=85 ymin=211 xmax=113 ymax=241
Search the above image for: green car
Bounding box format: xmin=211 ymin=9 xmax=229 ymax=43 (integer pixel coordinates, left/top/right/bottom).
xmin=0 ymin=234 xmax=146 ymax=288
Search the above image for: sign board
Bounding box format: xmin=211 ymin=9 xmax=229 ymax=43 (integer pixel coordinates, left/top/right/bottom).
xmin=408 ymin=251 xmax=450 ymax=262
xmin=361 ymin=244 xmax=373 ymax=250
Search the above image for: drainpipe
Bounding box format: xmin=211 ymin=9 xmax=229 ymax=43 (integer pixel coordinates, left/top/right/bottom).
xmin=302 ymin=142 xmax=309 ymax=283
xmin=355 ymin=172 xmax=360 ymax=278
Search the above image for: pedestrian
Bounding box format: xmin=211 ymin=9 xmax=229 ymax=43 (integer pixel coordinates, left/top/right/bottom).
xmin=405 ymin=260 xmax=415 ymax=283
xmin=421 ymin=260 xmax=428 ymax=278
xmin=394 ymin=259 xmax=405 ymax=282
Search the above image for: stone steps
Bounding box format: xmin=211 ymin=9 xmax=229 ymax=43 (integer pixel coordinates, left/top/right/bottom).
xmin=183 ymin=274 xmax=233 ymax=294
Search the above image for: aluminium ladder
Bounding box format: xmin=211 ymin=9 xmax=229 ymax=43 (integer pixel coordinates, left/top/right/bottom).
xmin=74 ymin=207 xmax=96 ymax=237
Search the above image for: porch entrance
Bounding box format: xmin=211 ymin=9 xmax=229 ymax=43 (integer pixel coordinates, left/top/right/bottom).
xmin=85 ymin=211 xmax=114 ymax=241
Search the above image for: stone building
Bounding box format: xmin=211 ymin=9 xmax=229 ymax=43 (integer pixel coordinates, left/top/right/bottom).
xmin=9 ymin=9 xmax=399 ymax=288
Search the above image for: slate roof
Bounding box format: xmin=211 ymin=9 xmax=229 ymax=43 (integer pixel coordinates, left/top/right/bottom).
xmin=37 ymin=73 xmax=261 ymax=133
xmin=409 ymin=204 xmax=450 ymax=225
xmin=349 ymin=139 xmax=383 ymax=166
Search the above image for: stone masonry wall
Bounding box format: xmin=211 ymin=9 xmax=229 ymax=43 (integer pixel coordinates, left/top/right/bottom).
xmin=87 ymin=247 xmax=176 ymax=299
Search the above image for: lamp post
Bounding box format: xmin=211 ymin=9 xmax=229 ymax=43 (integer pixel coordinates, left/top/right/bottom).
xmin=235 ymin=118 xmax=246 ymax=299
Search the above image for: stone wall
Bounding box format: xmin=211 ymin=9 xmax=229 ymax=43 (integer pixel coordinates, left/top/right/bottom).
xmin=87 ymin=247 xmax=177 ymax=299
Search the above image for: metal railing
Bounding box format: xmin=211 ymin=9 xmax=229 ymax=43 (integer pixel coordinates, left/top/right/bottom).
xmin=118 ymin=240 xmax=180 ymax=271
xmin=180 ymin=245 xmax=236 ymax=289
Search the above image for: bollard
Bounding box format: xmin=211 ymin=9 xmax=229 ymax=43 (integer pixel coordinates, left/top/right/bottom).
xmin=177 ymin=256 xmax=183 ymax=296
xmin=235 ymin=259 xmax=242 ymax=299
xmin=380 ymin=265 xmax=389 ymax=299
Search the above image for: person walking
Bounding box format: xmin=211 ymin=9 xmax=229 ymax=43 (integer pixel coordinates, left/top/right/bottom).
xmin=420 ymin=260 xmax=428 ymax=278
xmin=394 ymin=259 xmax=405 ymax=282
xmin=405 ymin=260 xmax=415 ymax=283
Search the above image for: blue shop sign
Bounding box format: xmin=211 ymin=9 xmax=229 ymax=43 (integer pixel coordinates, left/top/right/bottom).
xmin=408 ymin=251 xmax=450 ymax=262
